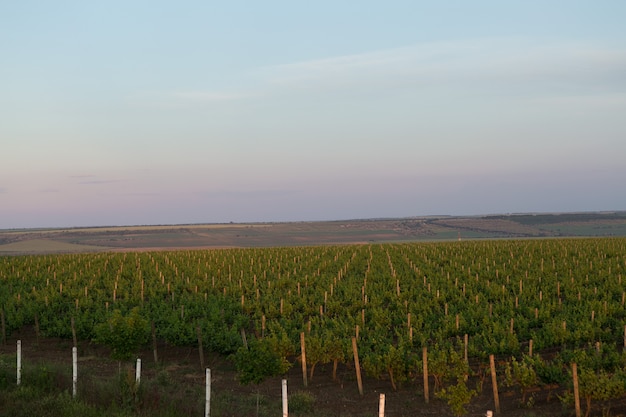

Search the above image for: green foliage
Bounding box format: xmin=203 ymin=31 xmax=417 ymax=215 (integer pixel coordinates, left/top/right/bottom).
xmin=94 ymin=308 xmax=149 ymax=362
xmin=23 ymin=363 xmax=56 ymax=393
xmin=559 ymin=344 xmax=626 ymax=373
xmin=532 ymin=355 xmax=567 ymax=386
xmin=435 ymin=377 xmax=478 ymax=416
xmin=577 ymin=367 xmax=626 ymax=417
xmin=289 ymin=391 xmax=316 ymax=415
xmin=115 ymin=367 xmax=143 ymax=412
xmin=0 ymin=389 xmax=110 ymax=417
xmin=0 ymin=354 xmax=13 ymax=390
xmin=504 ymin=355 xmax=539 ymax=404
xmin=362 ymin=342 xmax=416 ymax=390
xmin=429 ymin=345 xmax=470 ymax=391
xmin=304 ymin=333 xmax=342 ymax=380
xmin=233 ymin=338 xmax=290 ymax=385
xmin=264 ymin=322 xmax=295 ymax=367
xmin=5 ymin=238 xmax=626 ymax=402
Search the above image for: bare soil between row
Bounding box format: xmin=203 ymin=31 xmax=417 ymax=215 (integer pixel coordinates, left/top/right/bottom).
xmin=0 ymin=326 xmax=596 ymax=417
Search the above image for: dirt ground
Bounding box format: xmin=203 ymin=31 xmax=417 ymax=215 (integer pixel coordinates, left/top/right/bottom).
xmin=2 ymin=326 xmax=622 ymax=417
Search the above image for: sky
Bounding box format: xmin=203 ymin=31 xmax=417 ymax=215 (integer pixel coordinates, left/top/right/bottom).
xmin=2 ymin=1 xmax=626 ymax=229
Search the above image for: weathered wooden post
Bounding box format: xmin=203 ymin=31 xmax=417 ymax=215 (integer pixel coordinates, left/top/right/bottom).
xmin=205 ymin=368 xmax=211 ymax=417
xmin=423 ymin=346 xmax=429 ymax=403
xmin=17 ymin=340 xmax=22 ymax=385
xmin=300 ymin=332 xmax=308 ymax=387
xmin=72 ymin=346 xmax=78 ymax=398
xmin=489 ymin=354 xmax=500 ymax=414
xmin=135 ymin=358 xmax=141 ymax=386
xmin=572 ymin=363 xmax=581 ymax=417
xmin=352 ymin=337 xmax=364 ymax=396
xmin=282 ymin=379 xmax=288 ymax=417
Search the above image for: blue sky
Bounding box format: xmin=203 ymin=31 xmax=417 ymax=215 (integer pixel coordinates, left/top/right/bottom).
xmin=2 ymin=1 xmax=626 ymax=228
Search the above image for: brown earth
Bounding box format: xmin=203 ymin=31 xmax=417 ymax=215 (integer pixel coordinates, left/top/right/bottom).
xmin=3 ymin=212 xmax=626 ymax=256
xmin=0 ymin=326 xmax=595 ymax=417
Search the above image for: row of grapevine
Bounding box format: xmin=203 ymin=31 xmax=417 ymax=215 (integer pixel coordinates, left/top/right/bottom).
xmin=2 ymin=238 xmax=626 ymax=414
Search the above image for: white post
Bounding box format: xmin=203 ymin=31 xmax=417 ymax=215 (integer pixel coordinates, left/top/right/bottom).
xmin=486 ymin=411 xmax=493 ymax=417
xmin=282 ymin=379 xmax=288 ymax=417
xmin=378 ymin=393 xmax=385 ymax=417
xmin=135 ymin=358 xmax=141 ymax=386
xmin=205 ymin=368 xmax=211 ymax=417
xmin=72 ymin=346 xmax=78 ymax=398
xmin=17 ymin=340 xmax=21 ymax=386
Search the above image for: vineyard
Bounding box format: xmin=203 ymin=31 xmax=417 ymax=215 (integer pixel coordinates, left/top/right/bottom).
xmin=2 ymin=238 xmax=626 ymax=416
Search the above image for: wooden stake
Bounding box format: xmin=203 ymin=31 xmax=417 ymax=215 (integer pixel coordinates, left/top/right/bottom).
xmin=300 ymin=332 xmax=308 ymax=387
xmin=136 ymin=358 xmax=141 ymax=385
xmin=352 ymin=337 xmax=364 ymax=396
xmin=572 ymin=363 xmax=581 ymax=417
xmin=529 ymin=339 xmax=533 ymax=357
xmin=378 ymin=393 xmax=386 ymax=417
xmin=282 ymin=379 xmax=288 ymax=417
xmin=241 ymin=329 xmax=248 ymax=349
xmin=72 ymin=346 xmax=78 ymax=398
xmin=489 ymin=354 xmax=500 ymax=414
xmin=17 ymin=340 xmax=21 ymax=385
xmin=261 ymin=315 xmax=266 ymax=338
xmin=205 ymin=368 xmax=211 ymax=417
xmin=423 ymin=346 xmax=429 ymax=403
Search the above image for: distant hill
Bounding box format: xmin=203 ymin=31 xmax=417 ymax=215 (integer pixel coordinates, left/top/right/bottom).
xmin=1 ymin=211 xmax=626 ymax=255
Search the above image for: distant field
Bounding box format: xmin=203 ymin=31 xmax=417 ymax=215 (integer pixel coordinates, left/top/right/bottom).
xmin=0 ymin=238 xmax=107 ymax=254
xmin=1 ymin=211 xmax=626 ymax=255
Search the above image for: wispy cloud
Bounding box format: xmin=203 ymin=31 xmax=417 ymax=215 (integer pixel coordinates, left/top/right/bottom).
xmin=260 ymin=37 xmax=626 ymax=95
xmin=121 ymin=192 xmax=161 ymax=197
xmin=128 ymin=90 xmax=254 ymax=108
xmin=529 ymin=92 xmax=626 ymax=108
xmin=203 ymin=189 xmax=299 ymax=199
xmin=171 ymin=91 xmax=251 ymax=102
xmin=135 ymin=37 xmax=626 ymax=107
xmin=77 ymin=178 xmax=125 ymax=185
